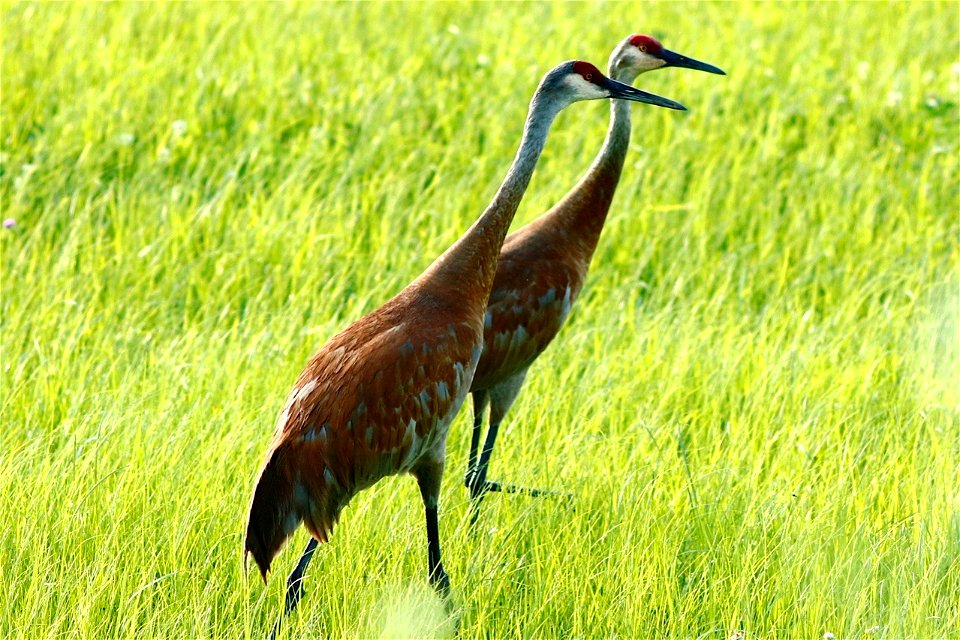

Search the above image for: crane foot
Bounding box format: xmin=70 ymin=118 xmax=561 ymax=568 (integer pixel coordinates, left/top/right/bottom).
xmin=481 ymin=480 xmax=571 ymax=500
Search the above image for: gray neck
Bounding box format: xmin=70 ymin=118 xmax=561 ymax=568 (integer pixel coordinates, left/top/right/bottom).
xmin=594 ymin=65 xmax=638 ymax=173
xmin=415 ymin=90 xmax=566 ymax=298
xmin=477 ymin=91 xmax=565 ymax=245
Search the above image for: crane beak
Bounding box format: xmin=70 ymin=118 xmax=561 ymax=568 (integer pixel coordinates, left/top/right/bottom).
xmin=659 ymin=48 xmax=726 ymax=75
xmin=602 ymin=76 xmax=687 ymax=111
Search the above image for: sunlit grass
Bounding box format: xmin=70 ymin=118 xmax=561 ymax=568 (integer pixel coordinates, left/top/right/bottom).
xmin=2 ymin=2 xmax=958 ymax=638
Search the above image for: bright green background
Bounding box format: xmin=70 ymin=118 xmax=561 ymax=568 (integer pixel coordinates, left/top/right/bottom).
xmin=2 ymin=2 xmax=958 ymax=638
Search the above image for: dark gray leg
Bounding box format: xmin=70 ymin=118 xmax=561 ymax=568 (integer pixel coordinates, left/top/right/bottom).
xmin=267 ymin=537 xmax=319 ymax=640
xmin=466 ymin=415 xmax=499 ymax=526
xmin=465 ymin=390 xmax=488 ymax=489
xmin=424 ymin=503 xmax=450 ymax=597
xmin=415 ymin=460 xmax=450 ymax=597
xmin=466 ymin=370 xmax=568 ymax=525
xmin=466 ymin=391 xmax=488 ymax=473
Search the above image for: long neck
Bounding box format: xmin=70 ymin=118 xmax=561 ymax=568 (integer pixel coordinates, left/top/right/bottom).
xmin=415 ymin=92 xmax=563 ymax=307
xmin=548 ymin=65 xmax=637 ymax=250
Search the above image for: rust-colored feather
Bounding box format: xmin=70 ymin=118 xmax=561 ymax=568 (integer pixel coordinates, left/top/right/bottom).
xmin=471 ymin=247 xmax=584 ymax=390
xmin=471 ymin=189 xmax=609 ymax=391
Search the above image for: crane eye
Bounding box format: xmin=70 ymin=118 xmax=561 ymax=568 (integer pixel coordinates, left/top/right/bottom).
xmin=639 ymin=45 xmax=647 ymax=52
xmin=584 ymin=73 xmax=593 ymax=81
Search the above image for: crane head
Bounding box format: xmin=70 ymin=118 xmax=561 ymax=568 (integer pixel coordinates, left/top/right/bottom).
xmin=544 ymin=60 xmax=686 ymax=110
xmin=612 ymin=34 xmax=725 ymax=78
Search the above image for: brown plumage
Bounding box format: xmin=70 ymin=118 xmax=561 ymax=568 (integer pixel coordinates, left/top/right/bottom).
xmin=245 ymin=291 xmax=478 ymax=575
xmin=242 ymin=59 xmax=685 ymax=636
xmin=464 ymin=35 xmax=725 ymax=512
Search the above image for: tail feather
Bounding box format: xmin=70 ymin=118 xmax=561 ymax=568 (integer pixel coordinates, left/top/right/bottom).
xmin=244 ymin=447 xmax=302 ymax=582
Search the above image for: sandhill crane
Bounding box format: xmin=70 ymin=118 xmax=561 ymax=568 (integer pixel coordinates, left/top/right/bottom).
xmin=463 ymin=36 xmax=724 ymax=518
xmin=244 ymin=60 xmax=685 ymax=637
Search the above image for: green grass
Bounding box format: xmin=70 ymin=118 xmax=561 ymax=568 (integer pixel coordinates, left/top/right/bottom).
xmin=2 ymin=2 xmax=958 ymax=638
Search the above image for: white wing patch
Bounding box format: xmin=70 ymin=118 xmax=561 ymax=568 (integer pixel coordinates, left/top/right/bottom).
xmin=293 ymin=379 xmax=317 ymax=404
xmin=276 ymin=378 xmax=319 ymax=432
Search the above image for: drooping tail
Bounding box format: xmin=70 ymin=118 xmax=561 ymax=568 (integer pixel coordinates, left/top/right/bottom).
xmin=244 ymin=447 xmax=302 ymax=582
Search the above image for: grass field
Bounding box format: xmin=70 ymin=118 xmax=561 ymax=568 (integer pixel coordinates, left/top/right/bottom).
xmin=2 ymin=2 xmax=958 ymax=638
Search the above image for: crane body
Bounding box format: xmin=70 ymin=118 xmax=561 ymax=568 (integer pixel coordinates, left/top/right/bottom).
xmin=243 ymin=59 xmax=686 ymax=637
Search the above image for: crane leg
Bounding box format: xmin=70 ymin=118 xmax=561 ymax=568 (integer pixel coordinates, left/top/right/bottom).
xmin=415 ymin=460 xmax=451 ymax=597
xmin=464 ymin=390 xmax=489 ymax=488
xmin=466 ymin=414 xmax=501 ymax=526
xmin=467 ymin=372 xmax=524 ymax=498
xmin=267 ymin=536 xmax=319 ymax=640
xmin=465 ymin=369 xmax=569 ymax=526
